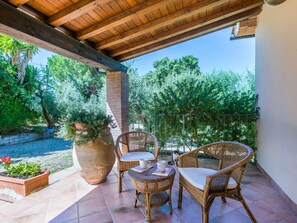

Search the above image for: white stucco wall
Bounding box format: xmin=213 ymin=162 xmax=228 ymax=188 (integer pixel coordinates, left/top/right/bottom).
xmin=256 ymin=0 xmax=297 ymax=204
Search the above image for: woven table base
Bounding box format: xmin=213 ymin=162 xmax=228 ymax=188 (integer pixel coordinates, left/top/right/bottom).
xmin=137 ymin=191 xmax=169 ymax=208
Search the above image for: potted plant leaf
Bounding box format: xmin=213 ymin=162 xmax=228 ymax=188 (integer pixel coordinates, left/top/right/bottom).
xmin=60 ymin=109 xmax=117 ymax=184
xmin=0 ymin=156 xmax=50 ymax=197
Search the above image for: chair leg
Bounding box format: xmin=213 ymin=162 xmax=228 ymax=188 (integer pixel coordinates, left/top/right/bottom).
xmin=202 ymin=208 xmax=209 ymax=223
xmin=178 ymin=183 xmax=183 ymax=209
xmin=134 ymin=190 xmax=138 ymax=208
xmin=118 ymin=171 xmax=123 ymax=193
xmin=168 ymin=188 xmax=173 ymax=214
xmin=238 ymin=191 xmax=258 ymax=223
xmin=221 ymin=197 xmax=226 ymax=203
xmin=202 ymin=196 xmax=215 ymax=223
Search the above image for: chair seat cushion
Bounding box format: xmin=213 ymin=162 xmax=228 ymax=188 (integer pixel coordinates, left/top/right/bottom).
xmin=178 ymin=167 xmax=237 ymax=190
xmin=120 ymin=152 xmax=155 ymax=162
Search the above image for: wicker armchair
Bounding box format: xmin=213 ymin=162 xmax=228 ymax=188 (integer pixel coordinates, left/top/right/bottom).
xmin=114 ymin=131 xmax=160 ymax=193
xmin=178 ymin=141 xmax=257 ymax=223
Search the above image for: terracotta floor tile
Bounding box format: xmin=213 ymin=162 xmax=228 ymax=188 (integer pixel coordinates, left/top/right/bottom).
xmin=174 ymin=202 xmax=202 ymax=223
xmin=132 ymin=219 xmax=147 ymax=223
xmin=245 ymin=182 xmax=277 ymax=195
xmin=241 ymin=185 xmax=270 ymax=202
xmin=110 ymin=206 xmax=145 ymax=223
xmin=147 ymin=208 xmax=183 ymax=223
xmin=0 ymin=213 xmax=13 ymax=223
xmin=78 ymin=196 xmax=108 ymax=218
xmin=209 ymin=198 xmax=235 ymax=218
xmin=0 ymin=198 xmax=48 ymax=219
xmin=104 ymin=191 xmax=134 ymax=209
xmin=238 ymin=203 xmax=284 ymax=223
xmin=79 ymin=212 xmax=113 ymax=223
xmin=7 ymin=210 xmax=47 ymax=223
xmin=279 ymin=214 xmax=297 ymax=223
xmin=49 ymin=204 xmax=78 ymax=223
xmin=79 ymin=186 xmax=104 ymax=203
xmin=49 ymin=168 xmax=78 ymax=185
xmin=100 ymin=180 xmax=124 ymax=195
xmin=62 ymin=219 xmax=79 ymax=223
xmin=45 ymin=191 xmax=77 ymax=222
xmin=222 ymin=197 xmax=252 ymax=209
xmin=254 ymin=196 xmax=295 ymax=218
xmin=211 ymin=209 xmax=253 ymax=223
xmin=171 ymin=192 xmax=196 ymax=209
xmin=104 ymin=174 xmax=118 ymax=184
xmin=48 ymin=173 xmax=81 ymax=191
xmin=27 ymin=187 xmax=61 ymax=201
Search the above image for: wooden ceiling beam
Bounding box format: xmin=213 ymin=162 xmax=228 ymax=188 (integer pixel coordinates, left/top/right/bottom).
xmin=48 ymin=0 xmax=111 ymax=27
xmin=0 ymin=1 xmax=127 ymax=72
xmin=116 ymin=7 xmax=262 ymax=61
xmin=76 ymin=0 xmax=170 ymax=40
xmin=96 ymin=0 xmax=231 ymax=50
xmin=110 ymin=0 xmax=263 ymax=57
xmin=9 ymin=0 xmax=30 ymax=6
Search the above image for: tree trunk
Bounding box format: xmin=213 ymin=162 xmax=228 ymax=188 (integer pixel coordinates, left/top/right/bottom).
xmin=41 ymin=99 xmax=54 ymax=128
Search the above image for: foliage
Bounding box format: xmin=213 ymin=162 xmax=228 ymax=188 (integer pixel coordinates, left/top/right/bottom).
xmin=145 ymin=55 xmax=201 ymax=87
xmin=58 ymin=88 xmax=115 ymax=145
xmin=31 ymin=126 xmax=45 ymax=133
xmin=0 ymin=98 xmax=37 ymax=134
xmin=0 ymin=53 xmax=37 ymax=134
xmin=126 ymin=62 xmax=150 ymax=117
xmin=0 ymin=157 xmax=43 ymax=178
xmin=129 ymin=56 xmax=259 ymax=151
xmin=0 ymin=34 xmax=38 ymax=85
xmin=0 ymin=36 xmax=108 ymax=134
xmin=47 ymin=55 xmax=105 ymax=99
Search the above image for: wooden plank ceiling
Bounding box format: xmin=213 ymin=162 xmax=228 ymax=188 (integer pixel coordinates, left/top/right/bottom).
xmin=5 ymin=0 xmax=263 ymax=63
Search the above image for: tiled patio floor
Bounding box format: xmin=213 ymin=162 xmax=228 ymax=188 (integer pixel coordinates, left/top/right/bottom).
xmin=0 ymin=159 xmax=296 ymax=223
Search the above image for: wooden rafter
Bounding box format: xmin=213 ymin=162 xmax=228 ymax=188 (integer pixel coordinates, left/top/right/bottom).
xmin=9 ymin=0 xmax=29 ymax=6
xmin=110 ymin=0 xmax=262 ymax=57
xmin=0 ymin=1 xmax=127 ymax=72
xmin=48 ymin=0 xmax=111 ymax=27
xmin=116 ymin=7 xmax=262 ymax=61
xmin=96 ymin=0 xmax=231 ymax=50
xmin=76 ymin=0 xmax=170 ymax=40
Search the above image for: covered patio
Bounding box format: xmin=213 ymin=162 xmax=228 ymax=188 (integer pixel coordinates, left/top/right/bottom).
xmin=1 ymin=0 xmax=297 ymax=222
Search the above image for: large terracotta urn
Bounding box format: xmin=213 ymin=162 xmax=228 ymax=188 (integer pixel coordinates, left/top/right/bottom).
xmin=74 ymin=127 xmax=115 ymax=184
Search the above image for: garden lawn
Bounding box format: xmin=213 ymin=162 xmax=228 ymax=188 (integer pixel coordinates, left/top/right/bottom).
xmin=0 ymin=138 xmax=73 ymax=173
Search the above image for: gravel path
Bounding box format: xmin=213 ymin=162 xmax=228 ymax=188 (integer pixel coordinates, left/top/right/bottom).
xmin=0 ymin=138 xmax=73 ymax=173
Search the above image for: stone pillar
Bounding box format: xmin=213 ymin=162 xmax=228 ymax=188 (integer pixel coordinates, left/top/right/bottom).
xmin=106 ymin=71 xmax=129 ymax=142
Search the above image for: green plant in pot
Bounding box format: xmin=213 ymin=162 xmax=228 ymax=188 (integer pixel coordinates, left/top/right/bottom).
xmin=60 ymin=109 xmax=117 ymax=185
xmin=0 ymin=157 xmax=50 ymax=197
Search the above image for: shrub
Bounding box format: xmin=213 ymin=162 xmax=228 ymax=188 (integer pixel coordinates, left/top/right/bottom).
xmin=0 ymin=96 xmax=36 ymax=134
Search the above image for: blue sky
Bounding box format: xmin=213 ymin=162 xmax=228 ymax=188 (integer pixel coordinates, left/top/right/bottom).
xmin=31 ymin=27 xmax=255 ymax=75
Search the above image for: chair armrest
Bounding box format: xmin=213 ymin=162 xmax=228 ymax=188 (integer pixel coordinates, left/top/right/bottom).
xmin=178 ymin=148 xmax=204 ymax=167
xmin=204 ymin=162 xmax=245 ymax=194
xmin=153 ymin=147 xmax=160 ymax=160
xmin=150 ymin=133 xmax=160 ymax=160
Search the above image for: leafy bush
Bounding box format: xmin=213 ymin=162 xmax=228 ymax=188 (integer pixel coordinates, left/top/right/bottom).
xmin=0 ymin=50 xmax=38 ymax=134
xmin=0 ymin=95 xmax=37 ymax=134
